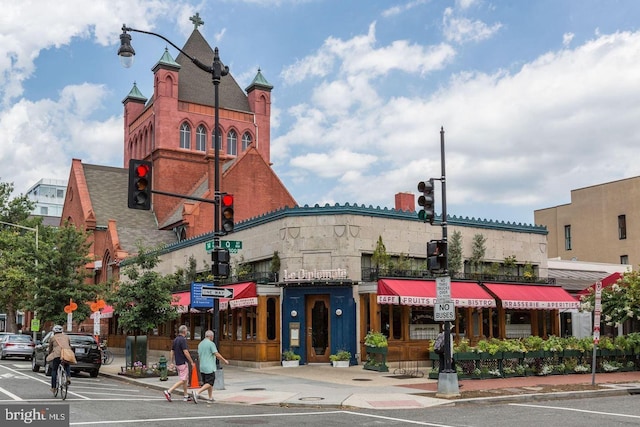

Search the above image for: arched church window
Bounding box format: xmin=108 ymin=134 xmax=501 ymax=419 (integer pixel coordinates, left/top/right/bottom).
xmin=227 ymin=130 xmax=237 ymax=156
xmin=242 ymin=132 xmax=252 ymax=151
xmin=196 ymin=125 xmax=206 ymax=151
xmin=180 ymin=122 xmax=191 ymax=149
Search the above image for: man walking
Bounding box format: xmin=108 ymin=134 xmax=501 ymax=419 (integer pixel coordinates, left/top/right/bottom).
xmin=191 ymin=329 xmax=229 ymax=404
xmin=163 ymin=325 xmax=197 ymax=402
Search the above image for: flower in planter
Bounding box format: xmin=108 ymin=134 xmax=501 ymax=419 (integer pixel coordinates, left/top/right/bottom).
xmin=574 ymin=364 xmax=590 ymax=373
xmin=282 ymin=349 xmax=301 ymax=361
xmin=364 ymin=331 xmax=388 ymax=348
xmin=329 ymin=350 xmax=351 ymax=362
xmin=602 ymin=361 xmax=622 ymax=372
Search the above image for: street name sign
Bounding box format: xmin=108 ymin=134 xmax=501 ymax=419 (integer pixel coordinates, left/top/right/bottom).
xmin=205 ymin=240 xmax=243 ymax=253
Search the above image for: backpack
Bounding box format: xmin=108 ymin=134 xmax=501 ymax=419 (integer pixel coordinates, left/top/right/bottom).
xmin=434 ymin=333 xmax=445 ymax=354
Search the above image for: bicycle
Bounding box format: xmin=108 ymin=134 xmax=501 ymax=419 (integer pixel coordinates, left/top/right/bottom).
xmin=54 ymin=361 xmax=69 ymax=400
xmin=101 ymin=347 xmax=114 ymax=365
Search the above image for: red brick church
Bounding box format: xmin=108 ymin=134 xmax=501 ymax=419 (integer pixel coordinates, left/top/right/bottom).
xmin=61 ymin=18 xmax=296 ymax=293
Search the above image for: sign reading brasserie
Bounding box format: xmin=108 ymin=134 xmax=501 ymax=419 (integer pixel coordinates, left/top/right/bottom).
xmin=283 ymin=268 xmax=348 ymax=282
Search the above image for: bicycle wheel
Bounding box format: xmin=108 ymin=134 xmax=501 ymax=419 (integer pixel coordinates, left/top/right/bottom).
xmin=102 ymin=350 xmax=114 ymax=365
xmin=58 ymin=366 xmax=68 ymax=400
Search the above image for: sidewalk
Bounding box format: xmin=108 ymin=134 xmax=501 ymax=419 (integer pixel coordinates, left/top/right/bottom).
xmin=100 ymin=356 xmax=640 ymax=409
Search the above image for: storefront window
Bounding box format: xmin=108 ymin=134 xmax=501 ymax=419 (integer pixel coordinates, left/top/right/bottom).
xmin=505 ymin=310 xmax=531 ymax=338
xmin=409 ymin=307 xmax=438 ymax=340
xmin=380 ymin=305 xmax=403 ymax=340
xmin=267 ymin=298 xmax=276 ymax=340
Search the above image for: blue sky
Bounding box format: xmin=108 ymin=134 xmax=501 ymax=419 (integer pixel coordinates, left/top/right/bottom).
xmin=3 ymin=0 xmax=640 ymax=225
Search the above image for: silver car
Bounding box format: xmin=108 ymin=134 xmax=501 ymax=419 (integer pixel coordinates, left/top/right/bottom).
xmin=0 ymin=334 xmax=35 ymax=360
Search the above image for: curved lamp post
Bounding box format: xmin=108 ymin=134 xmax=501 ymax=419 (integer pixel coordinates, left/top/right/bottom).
xmin=118 ymin=24 xmax=228 ymax=349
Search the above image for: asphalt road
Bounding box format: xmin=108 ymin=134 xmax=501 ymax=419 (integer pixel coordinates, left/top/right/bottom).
xmin=1 ymin=358 xmax=639 ymax=426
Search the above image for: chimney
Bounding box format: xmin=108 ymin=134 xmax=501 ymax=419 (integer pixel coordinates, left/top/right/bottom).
xmin=395 ymin=192 xmax=415 ymax=212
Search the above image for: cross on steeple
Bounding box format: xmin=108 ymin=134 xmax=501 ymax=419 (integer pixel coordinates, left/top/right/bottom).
xmin=189 ymin=12 xmax=204 ymax=30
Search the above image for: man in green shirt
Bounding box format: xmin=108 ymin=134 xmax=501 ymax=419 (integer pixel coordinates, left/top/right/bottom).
xmin=192 ymin=330 xmax=229 ymax=404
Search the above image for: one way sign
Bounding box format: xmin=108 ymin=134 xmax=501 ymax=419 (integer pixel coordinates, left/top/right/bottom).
xmin=201 ymin=287 xmax=234 ymax=299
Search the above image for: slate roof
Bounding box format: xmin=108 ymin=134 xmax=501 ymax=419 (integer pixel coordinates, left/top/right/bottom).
xmin=175 ymin=30 xmax=251 ymax=112
xmin=82 ymin=164 xmax=176 ymax=253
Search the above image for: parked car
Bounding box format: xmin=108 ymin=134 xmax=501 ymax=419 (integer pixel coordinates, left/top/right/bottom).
xmin=32 ymin=332 xmax=101 ymax=377
xmin=0 ymin=334 xmax=35 ymax=360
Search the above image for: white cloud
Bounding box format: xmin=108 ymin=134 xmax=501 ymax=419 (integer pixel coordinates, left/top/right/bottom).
xmin=277 ymin=28 xmax=640 ymax=222
xmin=442 ymin=7 xmax=502 ymax=44
xmin=563 ymin=32 xmax=575 ymax=47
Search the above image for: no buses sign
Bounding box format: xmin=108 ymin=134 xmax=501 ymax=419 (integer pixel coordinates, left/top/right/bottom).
xmin=434 ymin=300 xmax=455 ymax=321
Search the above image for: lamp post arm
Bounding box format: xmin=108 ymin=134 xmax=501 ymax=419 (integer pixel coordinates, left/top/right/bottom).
xmin=123 ymin=25 xmax=216 ymax=76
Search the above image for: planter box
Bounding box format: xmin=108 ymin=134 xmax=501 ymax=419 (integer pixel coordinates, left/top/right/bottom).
xmin=502 ymin=351 xmax=524 ymax=359
xmin=563 ymin=350 xmax=584 ymax=358
xmin=478 ymin=352 xmax=502 ymax=360
xmin=454 ymin=352 xmax=480 ymax=361
xmin=524 ymin=350 xmax=544 ymax=359
xmin=365 ymin=346 xmax=388 ymax=355
xmin=282 ymin=360 xmax=300 ymax=367
xmin=364 ymin=346 xmax=388 ymax=372
xmin=363 ymin=362 xmax=389 ymax=372
xmin=332 ymin=360 xmax=349 ymax=368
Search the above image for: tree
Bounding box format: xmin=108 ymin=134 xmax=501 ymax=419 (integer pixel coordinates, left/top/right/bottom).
xmin=28 ymin=221 xmax=97 ymax=327
xmin=107 ymin=244 xmax=180 ymax=363
xmin=448 ymin=230 xmax=463 ymax=275
xmin=470 ymin=233 xmax=487 ymax=274
xmin=581 ymin=270 xmax=640 ymax=327
xmin=0 ymin=180 xmax=36 ymax=333
xmin=372 ymin=236 xmax=389 ymax=271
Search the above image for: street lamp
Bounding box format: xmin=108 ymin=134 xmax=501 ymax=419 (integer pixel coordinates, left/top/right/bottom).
xmin=118 ymin=23 xmax=228 ymax=347
xmin=0 ymin=220 xmax=38 ymax=339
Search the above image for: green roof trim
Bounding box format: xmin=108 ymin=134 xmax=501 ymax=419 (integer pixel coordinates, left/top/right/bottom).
xmin=245 ymin=68 xmax=273 ymax=92
xmin=153 ymin=48 xmax=181 ymax=71
xmin=122 ymin=82 xmax=147 ymax=103
xmin=145 ymin=203 xmax=548 ymax=259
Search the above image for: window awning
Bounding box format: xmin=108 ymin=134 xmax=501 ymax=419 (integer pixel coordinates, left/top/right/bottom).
xmin=219 ymin=282 xmax=258 ymax=311
xmin=172 ymin=291 xmax=190 ymax=313
xmin=483 ymin=283 xmax=580 ymax=310
xmin=377 ymin=279 xmax=496 ymax=308
xmin=577 ymin=272 xmax=623 ymax=296
xmin=90 ymin=305 xmax=113 ymax=319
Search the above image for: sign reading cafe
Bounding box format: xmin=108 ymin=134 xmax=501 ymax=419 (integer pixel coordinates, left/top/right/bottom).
xmin=283 ymin=268 xmax=348 ymax=282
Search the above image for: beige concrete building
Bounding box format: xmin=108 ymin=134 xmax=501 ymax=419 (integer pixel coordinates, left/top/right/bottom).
xmin=534 ymin=176 xmax=640 ymax=267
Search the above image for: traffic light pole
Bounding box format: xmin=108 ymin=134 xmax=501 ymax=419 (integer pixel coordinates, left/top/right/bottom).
xmin=118 ymin=25 xmax=229 ymax=376
xmin=436 ymin=126 xmax=460 ymax=397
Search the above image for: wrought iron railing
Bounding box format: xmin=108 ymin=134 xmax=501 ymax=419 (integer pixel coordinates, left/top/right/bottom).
xmin=361 ymin=267 xmax=555 ymax=285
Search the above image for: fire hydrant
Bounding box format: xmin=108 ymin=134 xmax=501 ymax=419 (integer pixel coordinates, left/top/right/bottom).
xmin=159 ymin=355 xmax=168 ymax=381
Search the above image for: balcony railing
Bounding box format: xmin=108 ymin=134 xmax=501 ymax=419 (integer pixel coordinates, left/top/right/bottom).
xmin=361 ymin=267 xmax=555 ymax=285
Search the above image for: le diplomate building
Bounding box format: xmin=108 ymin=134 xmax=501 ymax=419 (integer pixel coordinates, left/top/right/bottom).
xmin=60 ymin=16 xmax=580 ymax=367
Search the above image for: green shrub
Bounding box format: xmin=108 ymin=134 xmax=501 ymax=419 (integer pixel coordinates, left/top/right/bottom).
xmin=364 ymin=331 xmax=388 ymax=348
xmin=282 ymin=349 xmax=301 ymax=361
xmin=329 ymin=350 xmax=351 ymax=361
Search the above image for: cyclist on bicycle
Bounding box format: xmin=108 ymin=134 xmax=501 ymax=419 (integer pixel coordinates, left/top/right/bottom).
xmin=46 ymin=325 xmax=71 ymax=395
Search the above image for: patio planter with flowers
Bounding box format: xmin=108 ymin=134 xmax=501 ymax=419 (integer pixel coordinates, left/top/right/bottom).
xmin=363 ymin=331 xmax=389 ymax=372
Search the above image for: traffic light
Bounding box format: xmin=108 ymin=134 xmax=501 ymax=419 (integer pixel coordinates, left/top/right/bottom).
xmin=212 ymin=248 xmax=230 ymax=278
xmin=127 ymin=159 xmax=152 ymax=210
xmin=220 ymin=193 xmax=234 ymax=234
xmin=427 ymin=239 xmax=447 ymax=272
xmin=417 ymin=179 xmax=435 ymax=224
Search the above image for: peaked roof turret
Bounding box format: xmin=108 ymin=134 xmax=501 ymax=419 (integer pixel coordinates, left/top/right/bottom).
xmin=122 ymin=82 xmax=147 ymax=104
xmin=245 ymin=68 xmax=273 ymax=92
xmin=152 ymin=47 xmax=181 ymax=72
xmin=175 ymin=30 xmax=250 ymax=112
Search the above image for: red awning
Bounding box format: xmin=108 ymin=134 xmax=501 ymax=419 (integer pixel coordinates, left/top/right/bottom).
xmin=90 ymin=305 xmax=113 ymax=319
xmin=577 ymin=272 xmax=623 ymax=296
xmin=219 ymin=282 xmax=258 ymax=311
xmin=377 ymin=279 xmax=496 ymax=308
xmin=483 ymin=283 xmax=579 ymax=310
xmin=172 ymin=291 xmax=190 ymax=313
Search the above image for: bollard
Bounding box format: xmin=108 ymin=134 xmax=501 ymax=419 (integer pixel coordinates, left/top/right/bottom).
xmin=158 ymin=355 xmax=168 ymax=381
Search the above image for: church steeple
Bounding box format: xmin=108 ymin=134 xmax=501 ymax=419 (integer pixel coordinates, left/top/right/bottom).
xmin=245 ymin=68 xmax=273 ymax=93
